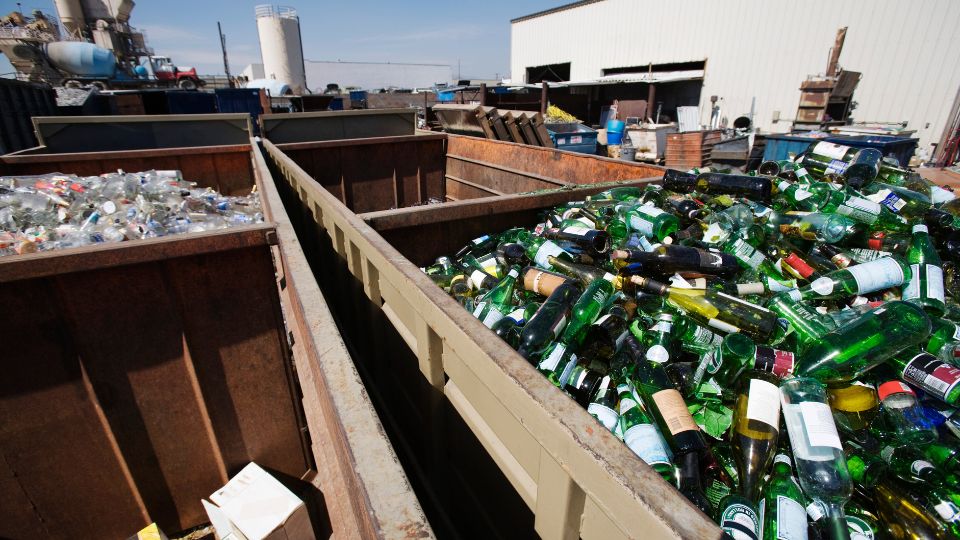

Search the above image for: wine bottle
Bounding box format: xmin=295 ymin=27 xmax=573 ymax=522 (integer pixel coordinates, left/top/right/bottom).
xmin=902 ymin=224 xmax=946 ymax=316
xmin=796 ymin=301 xmax=932 ymax=385
xmin=587 ymin=375 xmax=620 ymax=432
xmin=611 ymin=244 xmax=739 ymax=277
xmin=547 ymin=255 xmax=616 ymax=287
xmin=516 ymin=230 xmax=575 ymax=270
xmin=471 ymin=266 xmax=521 ymax=328
xmin=760 ymin=454 xmax=809 ymax=540
xmin=767 ymin=292 xmax=837 ymax=350
xmin=632 ymin=352 xmax=712 ymax=514
xmin=671 ymin=172 xmax=775 ymax=202
xmin=861 ymin=182 xmax=932 ymax=220
xmin=618 ymin=202 xmax=680 ymax=241
xmin=793 ymin=256 xmax=911 ymax=302
xmin=890 ymin=350 xmax=960 ymax=406
xmin=771 ymin=212 xmax=860 ymax=244
xmin=826 ymin=382 xmax=878 ymax=435
xmin=616 ymin=382 xmax=675 ymax=482
xmin=632 ymin=276 xmax=779 ymax=342
xmin=780 ymin=377 xmax=853 ymax=540
xmin=718 ymin=371 xmax=782 ymax=539
xmin=541 ymin=225 xmax=611 ymax=254
xmin=521 ymin=266 xmax=573 ymax=297
xmin=537 ymin=279 xmax=612 ymax=384
xmin=517 ymin=281 xmax=581 ymax=362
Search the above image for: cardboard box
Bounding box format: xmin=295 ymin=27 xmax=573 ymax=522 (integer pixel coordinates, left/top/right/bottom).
xmin=202 ymin=463 xmax=313 ymax=540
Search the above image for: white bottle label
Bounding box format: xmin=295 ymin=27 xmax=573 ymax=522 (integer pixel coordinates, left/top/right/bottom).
xmin=646 ymin=344 xmax=670 ymax=363
xmin=539 ymin=343 xmax=567 ymax=371
xmin=931 ymin=185 xmax=956 ymax=204
xmin=935 ymin=500 xmax=960 ymax=521
xmin=731 ymin=238 xmax=765 ymax=269
xmin=798 ymin=402 xmax=842 ymax=449
xmin=628 ymin=213 xmax=656 ymax=237
xmin=623 ymin=424 xmax=671 ymax=466
xmin=534 ymin=240 xmax=568 ymax=268
xmin=836 ymin=197 xmax=881 ymax=224
xmin=472 ymin=301 xmax=487 ymax=317
xmin=638 ymin=204 xmax=667 ymax=218
xmin=746 ymin=378 xmax=782 ymax=430
xmin=847 ymin=257 xmax=905 ymax=293
xmin=928 ymin=264 xmax=946 ymax=303
xmin=470 ymin=270 xmax=489 ymax=288
xmin=776 ymin=496 xmax=809 ymax=540
xmin=482 ymin=309 xmax=505 ymax=328
xmin=588 ymin=403 xmax=619 ymax=431
xmin=809 ymin=276 xmax=835 ymax=296
xmin=813 ymin=141 xmax=849 ymax=160
xmin=720 ymin=503 xmax=761 ymax=540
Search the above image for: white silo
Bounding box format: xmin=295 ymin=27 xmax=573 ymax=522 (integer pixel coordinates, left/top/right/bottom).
xmin=255 ymin=5 xmax=307 ymax=94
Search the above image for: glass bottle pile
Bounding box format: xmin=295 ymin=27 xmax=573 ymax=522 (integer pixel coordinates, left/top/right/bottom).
xmin=424 ymin=140 xmax=960 ymax=539
xmin=0 ymin=170 xmax=263 ymax=256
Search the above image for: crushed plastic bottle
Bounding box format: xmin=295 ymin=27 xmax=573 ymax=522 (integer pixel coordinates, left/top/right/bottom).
xmin=0 ymin=170 xmax=262 ymax=256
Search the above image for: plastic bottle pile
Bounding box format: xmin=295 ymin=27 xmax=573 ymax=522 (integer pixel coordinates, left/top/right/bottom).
xmin=0 ymin=170 xmax=263 ymax=256
xmin=423 ymin=141 xmax=960 ymax=539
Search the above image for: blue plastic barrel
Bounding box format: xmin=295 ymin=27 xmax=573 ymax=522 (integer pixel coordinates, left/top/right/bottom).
xmin=606 ymin=120 xmax=625 ymax=145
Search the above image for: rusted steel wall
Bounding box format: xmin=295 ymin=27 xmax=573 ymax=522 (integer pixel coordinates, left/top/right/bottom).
xmin=0 ymin=147 xmax=312 ymax=539
xmin=445 ymin=133 xmax=666 ymax=188
xmin=273 ymin=134 xmax=446 ymax=213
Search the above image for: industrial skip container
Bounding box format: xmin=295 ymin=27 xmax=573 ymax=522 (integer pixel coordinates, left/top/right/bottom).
xmin=26 ymin=113 xmax=253 ymax=154
xmin=261 ymin=108 xmax=418 ymax=144
xmin=0 ymin=78 xmax=57 ymax=155
xmin=0 ymin=142 xmax=432 ymax=540
xmin=263 ymin=138 xmax=721 ymax=540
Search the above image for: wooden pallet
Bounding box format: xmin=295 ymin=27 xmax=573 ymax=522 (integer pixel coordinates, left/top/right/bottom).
xmin=665 ymin=130 xmax=721 ymax=168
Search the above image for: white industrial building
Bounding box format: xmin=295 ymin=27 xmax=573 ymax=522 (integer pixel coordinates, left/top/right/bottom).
xmin=241 ymin=60 xmax=452 ymax=93
xmin=510 ymin=0 xmax=960 ymax=152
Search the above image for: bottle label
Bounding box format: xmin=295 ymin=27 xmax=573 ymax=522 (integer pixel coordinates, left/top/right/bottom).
xmin=561 ymin=226 xmax=591 ymax=236
xmin=550 ymin=314 xmax=568 ymax=339
xmin=809 ymin=276 xmax=835 ymax=296
xmin=720 ymin=503 xmax=761 ymax=540
xmin=766 ymin=278 xmax=797 ymax=292
xmin=746 ymin=378 xmax=782 ymax=430
xmin=691 ymin=324 xmax=722 ymax=346
xmin=737 ymin=282 xmax=767 ymax=296
xmin=539 ymin=343 xmax=567 ymax=372
xmin=851 ymin=248 xmax=893 ymax=264
xmin=879 ymin=190 xmax=907 ymax=213
xmin=705 ymin=479 xmax=732 ymax=509
xmin=795 ymin=167 xmax=810 ymax=178
xmin=813 ymin=141 xmax=849 ymax=160
xmin=588 ymin=403 xmax=619 ymax=431
xmin=798 ymin=402 xmax=842 ymax=449
xmin=652 ymin=389 xmax=699 ymax=435
xmin=836 ymin=197 xmax=881 ymax=224
xmin=911 ymin=459 xmax=935 ymax=475
xmin=902 ymin=352 xmax=960 ymax=402
xmin=481 ymin=309 xmax=505 ymax=328
xmin=471 ymin=234 xmax=491 ymax=245
xmin=628 ymin=213 xmax=655 ymax=237
xmin=470 ymin=270 xmax=489 ymax=288
xmin=557 ymin=355 xmax=579 ymax=387
xmin=698 ymin=249 xmax=727 ymax=269
xmin=646 ymin=344 xmax=670 ymax=363
xmin=928 ymin=264 xmax=946 ymax=303
xmin=731 ymin=238 xmax=765 ymax=269
xmin=846 ymin=257 xmax=905 ymax=293
xmin=806 ymin=501 xmax=825 ymax=521
xmin=638 ymin=204 xmax=667 ymax=218
xmin=506 ymin=307 xmax=526 ymax=323
xmin=472 ymin=301 xmax=487 ymax=317
xmin=775 ymin=496 xmax=808 ymax=540
xmin=935 ymin=500 xmax=960 ymax=521
xmin=534 ymin=240 xmax=568 ymax=268
xmin=793 ymin=188 xmax=813 ymax=201
xmin=708 ymin=318 xmax=741 ymax=334
xmin=846 ymin=516 xmax=874 ymax=540
xmin=931 ymin=186 xmax=956 ymax=204
xmin=755 ymin=347 xmax=795 ymax=378
xmin=617 ymin=392 xmax=638 ymax=415
xmin=622 ymin=424 xmax=671 ymax=466
xmin=784 ymin=253 xmax=815 ymax=279
xmin=826 ymin=159 xmax=849 ymax=174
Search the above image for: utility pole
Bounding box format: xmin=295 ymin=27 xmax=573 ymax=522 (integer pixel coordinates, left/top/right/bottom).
xmin=218 ymin=21 xmax=233 ymax=88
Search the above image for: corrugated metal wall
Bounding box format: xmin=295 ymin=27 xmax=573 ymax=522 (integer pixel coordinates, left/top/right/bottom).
xmin=511 ymin=0 xmax=960 ymax=152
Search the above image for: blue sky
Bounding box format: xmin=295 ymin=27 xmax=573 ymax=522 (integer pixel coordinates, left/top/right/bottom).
xmin=1 ymin=0 xmax=561 ymax=80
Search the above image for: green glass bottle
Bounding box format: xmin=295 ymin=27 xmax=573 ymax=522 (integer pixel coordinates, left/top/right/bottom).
xmin=890 ymin=350 xmax=960 ymax=406
xmin=796 ymin=301 xmax=932 ymax=385
xmin=587 ymin=374 xmax=620 ymax=432
xmin=644 ymin=311 xmax=677 ymax=364
xmin=926 ymin=318 xmax=960 ymax=356
xmin=458 ymin=253 xmax=501 ymax=290
xmin=775 ymin=179 xmax=829 ymax=211
xmin=516 ymin=230 xmax=575 ymax=270
xmin=861 ymin=182 xmax=932 ymax=220
xmin=780 ymin=377 xmax=853 ymax=540
xmin=925 ymin=441 xmax=960 ymax=475
xmin=547 ymin=255 xmax=616 ymax=286
xmin=517 ymin=281 xmax=582 ymax=362
xmin=616 ymin=382 xmax=675 ymax=482
xmin=772 ymin=212 xmax=860 ymax=244
xmin=902 ymin=224 xmax=946 ymax=316
xmin=760 ymin=454 xmax=810 ymax=540
xmin=792 ymin=256 xmax=911 ymax=302
xmin=811 ymin=182 xmax=906 ymax=231
xmin=471 ymin=266 xmax=520 ymax=328
xmin=537 ymin=278 xmax=613 ymax=384
xmin=767 ymin=292 xmax=837 ymax=351
xmin=618 ymin=202 xmax=680 ymax=241
xmin=718 ymin=371 xmax=782 ymax=539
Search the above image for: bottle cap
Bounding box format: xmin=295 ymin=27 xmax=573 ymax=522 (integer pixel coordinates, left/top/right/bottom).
xmin=912 ymin=224 xmax=929 ymax=234
xmin=877 ymin=380 xmax=915 ymax=401
xmin=773 ymin=454 xmax=792 ymax=467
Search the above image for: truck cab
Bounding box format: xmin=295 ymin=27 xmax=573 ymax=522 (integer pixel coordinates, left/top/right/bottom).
xmin=148 ymin=55 xmax=201 ymax=89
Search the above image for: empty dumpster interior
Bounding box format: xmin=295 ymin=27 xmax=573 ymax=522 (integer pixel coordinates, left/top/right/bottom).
xmin=263 ymin=136 xmax=721 ymax=540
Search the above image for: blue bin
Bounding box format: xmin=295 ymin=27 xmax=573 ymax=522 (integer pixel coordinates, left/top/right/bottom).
xmin=349 ymin=90 xmax=368 ymax=101
xmin=606 ymin=119 xmax=625 ymax=145
xmin=823 ymin=135 xmax=919 ymax=168
xmin=215 ymin=88 xmax=265 ymax=135
xmin=762 ymin=133 xmax=822 ymax=162
xmin=329 ymin=97 xmax=344 ymax=111
xmin=548 ymin=124 xmax=598 ymax=155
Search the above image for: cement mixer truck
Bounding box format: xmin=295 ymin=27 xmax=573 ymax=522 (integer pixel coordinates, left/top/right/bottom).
xmin=38 ymin=41 xmax=203 ymax=90
xmin=0 ymin=8 xmax=203 ymax=90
